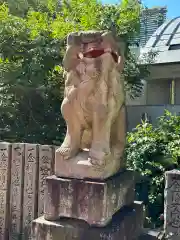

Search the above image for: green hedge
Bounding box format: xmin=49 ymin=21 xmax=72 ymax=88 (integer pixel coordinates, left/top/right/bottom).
xmin=126 ymin=110 xmax=180 ymax=227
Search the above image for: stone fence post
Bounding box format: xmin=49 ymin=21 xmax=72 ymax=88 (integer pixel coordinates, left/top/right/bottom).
xmin=164 ymin=170 xmax=180 ymax=240
xmin=0 ymin=142 xmax=55 ymax=240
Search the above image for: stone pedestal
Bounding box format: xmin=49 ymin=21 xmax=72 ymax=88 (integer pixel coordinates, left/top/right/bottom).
xmin=55 ymin=150 xmax=126 ymax=180
xmin=44 ymin=170 xmax=135 ymax=226
xmin=32 ymin=201 xmax=143 ymax=240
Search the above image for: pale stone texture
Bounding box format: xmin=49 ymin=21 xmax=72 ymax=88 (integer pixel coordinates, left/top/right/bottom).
xmin=44 ymin=171 xmax=135 ymax=226
xmin=22 ymin=144 xmax=38 ymax=240
xmin=56 ymin=31 xmax=126 ymax=179
xmin=38 ymin=145 xmax=55 ymax=216
xmin=164 ymin=170 xmax=180 ymax=239
xmin=32 ymin=201 xmax=143 ymax=240
xmin=55 ymin=150 xmax=126 ymax=180
xmin=32 ymin=31 xmax=143 ymax=240
xmin=9 ymin=143 xmax=25 ymax=240
xmin=0 ymin=142 xmax=11 ymax=240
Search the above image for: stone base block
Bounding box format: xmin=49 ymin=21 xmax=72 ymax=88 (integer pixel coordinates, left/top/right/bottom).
xmin=44 ymin=171 xmax=135 ymax=226
xmin=55 ymin=150 xmax=126 ymax=179
xmin=32 ymin=201 xmax=144 ymax=240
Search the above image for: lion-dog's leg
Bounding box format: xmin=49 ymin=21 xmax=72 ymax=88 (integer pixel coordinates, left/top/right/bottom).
xmin=57 ymin=97 xmax=82 ymax=160
xmin=89 ymin=53 xmax=114 ymax=165
xmin=89 ymin=96 xmax=116 ymax=166
xmin=110 ymin=104 xmax=126 ymax=168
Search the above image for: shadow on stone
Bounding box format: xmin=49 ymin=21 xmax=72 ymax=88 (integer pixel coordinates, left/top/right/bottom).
xmin=32 ymin=201 xmax=144 ymax=240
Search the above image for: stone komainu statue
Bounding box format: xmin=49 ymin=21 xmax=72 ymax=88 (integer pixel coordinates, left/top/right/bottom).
xmin=57 ymin=30 xmax=126 ymax=169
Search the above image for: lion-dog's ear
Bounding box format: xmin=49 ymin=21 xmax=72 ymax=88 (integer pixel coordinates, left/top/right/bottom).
xmin=101 ymin=32 xmax=126 ymax=72
xmin=101 ymin=31 xmax=119 ymax=55
xmin=63 ymin=32 xmax=81 ymax=71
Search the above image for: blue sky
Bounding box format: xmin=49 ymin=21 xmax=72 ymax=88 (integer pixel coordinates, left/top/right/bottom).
xmin=101 ymin=0 xmax=180 ymax=19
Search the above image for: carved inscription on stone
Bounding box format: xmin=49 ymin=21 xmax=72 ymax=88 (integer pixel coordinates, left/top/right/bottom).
xmin=33 ymin=201 xmax=144 ymax=240
xmin=59 ymin=180 xmax=73 ymax=216
xmin=10 ymin=143 xmax=25 ymax=240
xmin=0 ymin=191 xmax=7 ymax=239
xmin=22 ymin=144 xmax=38 ymax=240
xmin=38 ymin=145 xmax=54 ymax=216
xmin=0 ymin=142 xmax=11 ymax=240
xmin=44 ymin=171 xmax=134 ymax=226
xmin=165 ymin=170 xmax=180 ymax=237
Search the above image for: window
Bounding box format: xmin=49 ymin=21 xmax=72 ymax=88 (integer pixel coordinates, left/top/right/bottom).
xmin=169 ymin=44 xmax=180 ymax=50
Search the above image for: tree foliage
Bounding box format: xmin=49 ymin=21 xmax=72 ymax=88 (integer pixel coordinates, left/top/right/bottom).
xmin=0 ymin=0 xmax=151 ymax=144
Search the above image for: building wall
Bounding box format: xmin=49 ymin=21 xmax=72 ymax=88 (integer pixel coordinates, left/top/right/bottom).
xmin=125 ymin=79 xmax=171 ymax=106
xmin=126 ymin=64 xmax=180 ymax=106
xmin=127 ymin=105 xmax=180 ymax=131
xmin=146 ymin=79 xmax=171 ymax=105
xmin=148 ymin=64 xmax=180 ymax=80
xmin=126 ymin=79 xmax=171 ymax=105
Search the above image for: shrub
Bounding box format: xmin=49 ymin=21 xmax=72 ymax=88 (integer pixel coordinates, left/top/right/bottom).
xmin=126 ymin=110 xmax=180 ymax=227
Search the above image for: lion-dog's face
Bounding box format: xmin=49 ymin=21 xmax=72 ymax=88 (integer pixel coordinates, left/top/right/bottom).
xmin=64 ymin=31 xmax=124 ymax=71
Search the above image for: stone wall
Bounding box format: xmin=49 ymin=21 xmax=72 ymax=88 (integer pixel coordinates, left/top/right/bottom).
xmin=0 ymin=142 xmax=56 ymax=240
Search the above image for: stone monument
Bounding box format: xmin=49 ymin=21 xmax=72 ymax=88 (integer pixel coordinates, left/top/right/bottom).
xmin=55 ymin=30 xmax=126 ymax=179
xmin=32 ymin=31 xmax=144 ymax=240
xmin=164 ymin=170 xmax=180 ymax=240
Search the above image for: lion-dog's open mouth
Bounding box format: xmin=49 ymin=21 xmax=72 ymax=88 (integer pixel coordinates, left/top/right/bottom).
xmin=78 ymin=48 xmax=119 ymax=63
